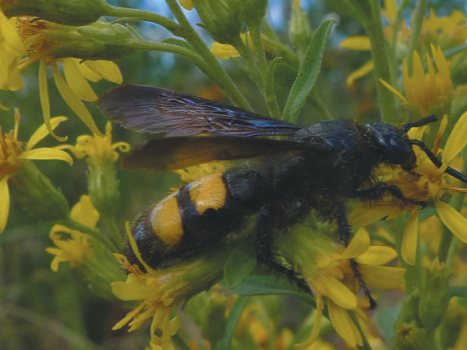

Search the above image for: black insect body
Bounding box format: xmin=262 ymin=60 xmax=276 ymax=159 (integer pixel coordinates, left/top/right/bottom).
xmin=98 ymin=85 xmax=467 ymax=297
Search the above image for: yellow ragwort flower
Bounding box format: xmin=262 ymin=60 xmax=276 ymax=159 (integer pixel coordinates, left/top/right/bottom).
xmin=286 ymin=228 xmax=404 ymax=349
xmin=380 ymin=45 xmax=453 ymax=118
xmin=0 ymin=109 xmax=72 ymax=233
xmin=0 ymin=9 xmax=24 ymax=94
xmin=70 ymin=121 xmax=130 ymax=163
xmin=46 ymin=195 xmax=98 ymax=271
xmin=1 ymin=13 xmax=123 ymax=140
xmin=111 ymin=224 xmax=182 ymax=350
xmin=341 ymin=2 xmax=466 ymax=86
xmin=350 ymin=113 xmax=467 ymax=264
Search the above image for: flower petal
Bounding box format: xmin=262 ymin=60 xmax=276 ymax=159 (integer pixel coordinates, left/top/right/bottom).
xmin=294 ymin=296 xmax=324 ymax=350
xmin=82 ymin=60 xmax=123 ymax=84
xmin=435 ymin=200 xmax=467 ymax=243
xmin=361 ymin=265 xmax=405 ymax=289
xmin=340 ymin=36 xmax=371 ymax=50
xmin=39 ymin=58 xmax=67 ymax=142
xmin=346 ymin=60 xmax=374 ymax=86
xmin=401 ymin=210 xmax=418 ymax=265
xmin=63 ymin=58 xmax=98 ymax=102
xmin=0 ymin=176 xmax=10 ymax=233
xmin=27 ymin=116 xmax=68 ymax=150
xmin=320 ymin=275 xmax=357 ymax=309
xmin=357 ymin=245 xmax=397 ymax=265
xmin=341 ymin=228 xmax=370 ymax=259
xmin=210 ymin=42 xmax=240 ymax=59
xmin=380 ymin=78 xmax=408 ymax=103
xmin=328 ymin=301 xmax=363 ymax=347
xmin=20 ymin=148 xmax=73 ymax=165
xmin=51 ymin=62 xmax=103 ymax=136
xmin=71 ymin=195 xmax=99 ymax=228
xmin=442 ymin=110 xmax=467 ymax=165
xmin=348 ymin=204 xmax=397 ymax=226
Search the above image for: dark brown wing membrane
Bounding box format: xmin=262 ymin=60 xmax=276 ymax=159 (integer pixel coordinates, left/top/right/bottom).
xmin=123 ymin=136 xmax=307 ymax=171
xmin=98 ymin=85 xmax=300 ymax=137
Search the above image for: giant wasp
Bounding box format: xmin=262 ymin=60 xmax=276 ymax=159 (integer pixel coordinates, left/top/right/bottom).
xmin=98 ymin=85 xmax=467 ymax=304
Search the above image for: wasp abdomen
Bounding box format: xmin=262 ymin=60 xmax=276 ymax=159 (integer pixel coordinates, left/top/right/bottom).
xmin=127 ymin=169 xmax=270 ymax=269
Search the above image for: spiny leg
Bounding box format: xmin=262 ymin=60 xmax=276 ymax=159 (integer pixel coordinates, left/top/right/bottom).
xmin=335 ymin=202 xmax=377 ymax=309
xmin=256 ymin=204 xmax=310 ymax=293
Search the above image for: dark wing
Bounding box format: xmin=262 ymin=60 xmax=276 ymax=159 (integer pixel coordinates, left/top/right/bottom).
xmin=123 ymin=136 xmax=308 ymax=171
xmin=98 ymin=85 xmax=300 ymax=137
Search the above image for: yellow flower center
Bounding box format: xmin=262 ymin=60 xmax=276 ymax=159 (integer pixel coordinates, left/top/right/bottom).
xmin=16 ymin=16 xmax=57 ymax=64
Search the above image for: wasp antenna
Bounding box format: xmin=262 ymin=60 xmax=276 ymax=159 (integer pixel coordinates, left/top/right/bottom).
xmin=445 ymin=167 xmax=467 ymax=184
xmin=402 ymin=115 xmax=438 ymax=132
xmin=409 ymin=139 xmax=467 ymax=184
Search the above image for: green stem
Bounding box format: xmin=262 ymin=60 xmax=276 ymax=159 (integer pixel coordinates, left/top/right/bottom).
xmin=58 ymin=218 xmax=118 ymax=253
xmin=249 ymin=25 xmax=268 ymax=76
xmin=127 ymin=39 xmax=215 ymax=78
xmin=164 ymin=0 xmax=251 ymax=110
xmin=407 ymin=0 xmax=428 ymax=71
xmin=102 ymin=5 xmax=180 ymax=34
xmin=231 ymin=36 xmax=263 ymax=87
xmin=389 ymin=0 xmax=411 ymax=83
xmin=102 ymin=214 xmax=124 ymax=251
xmin=365 ymin=0 xmax=397 ymax=122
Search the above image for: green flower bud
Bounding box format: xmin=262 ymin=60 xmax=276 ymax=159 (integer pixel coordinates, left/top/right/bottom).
xmin=394 ymin=322 xmax=430 ymax=350
xmin=9 ymin=161 xmax=69 ymax=222
xmin=193 ymin=0 xmax=242 ymax=44
xmin=49 ymin=20 xmax=139 ymax=61
xmin=0 ymin=0 xmax=108 ymax=26
xmin=240 ymin=0 xmax=268 ymax=28
xmin=86 ymin=158 xmax=120 ymax=217
xmin=418 ymin=258 xmax=450 ymax=331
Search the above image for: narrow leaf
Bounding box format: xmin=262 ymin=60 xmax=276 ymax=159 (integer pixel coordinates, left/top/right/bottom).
xmin=283 ymin=19 xmax=337 ymax=123
xmin=218 ymin=296 xmax=249 ymax=350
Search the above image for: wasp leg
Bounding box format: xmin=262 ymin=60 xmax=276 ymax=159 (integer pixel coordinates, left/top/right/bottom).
xmin=335 ymin=202 xmax=377 ymax=309
xmin=355 ymin=183 xmax=426 ymax=208
xmin=256 ymin=204 xmax=310 ymax=293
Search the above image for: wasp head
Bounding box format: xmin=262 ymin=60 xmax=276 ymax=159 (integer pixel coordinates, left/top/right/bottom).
xmin=367 ymin=122 xmax=416 ymax=171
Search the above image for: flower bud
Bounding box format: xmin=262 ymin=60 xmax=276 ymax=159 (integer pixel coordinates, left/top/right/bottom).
xmin=50 ymin=20 xmax=139 ymax=61
xmin=418 ymin=258 xmax=450 ymax=331
xmin=1 ymin=0 xmax=107 ymax=26
xmin=193 ymin=0 xmax=241 ymax=44
xmin=239 ymin=0 xmax=268 ymax=28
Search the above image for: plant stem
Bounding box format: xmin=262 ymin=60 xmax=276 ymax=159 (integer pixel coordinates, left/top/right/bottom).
xmin=102 ymin=5 xmax=180 ymax=34
xmin=165 ymin=0 xmax=251 ymax=110
xmin=365 ymin=0 xmax=397 ymax=122
xmin=407 ymin=0 xmax=428 ymax=71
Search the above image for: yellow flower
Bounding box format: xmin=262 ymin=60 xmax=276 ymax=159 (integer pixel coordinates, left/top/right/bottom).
xmin=350 ymin=113 xmax=467 ymax=264
xmin=380 ymin=45 xmax=453 ymax=118
xmin=282 ymin=228 xmax=404 ymax=349
xmin=46 ymin=195 xmax=98 ymax=271
xmin=70 ymin=122 xmax=130 ymax=163
xmin=111 ymin=222 xmax=233 ymax=348
xmin=0 ymin=109 xmax=72 ymax=233
xmin=0 ymin=10 xmax=24 ymax=93
xmin=341 ymin=3 xmax=466 ymax=86
xmin=1 ymin=14 xmax=123 ymax=140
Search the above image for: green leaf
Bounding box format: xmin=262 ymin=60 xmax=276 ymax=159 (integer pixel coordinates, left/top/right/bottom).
xmin=449 ymin=286 xmax=467 ymax=298
xmin=229 ymin=275 xmax=315 ymax=306
xmin=218 ymin=296 xmax=249 ymax=350
xmin=283 ymin=19 xmax=337 ymax=123
xmin=224 ymin=235 xmax=257 ymax=289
